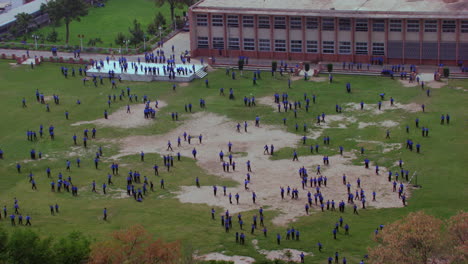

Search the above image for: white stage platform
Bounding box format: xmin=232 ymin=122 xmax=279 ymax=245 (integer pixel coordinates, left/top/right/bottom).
xmin=86 ymin=60 xmax=207 ymax=82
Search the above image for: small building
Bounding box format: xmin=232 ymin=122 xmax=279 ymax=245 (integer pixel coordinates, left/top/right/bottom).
xmin=188 ymin=0 xmax=468 ymax=65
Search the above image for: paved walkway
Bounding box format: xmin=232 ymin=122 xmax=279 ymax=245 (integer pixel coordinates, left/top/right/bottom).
xmin=0 ymin=31 xmax=199 ymax=64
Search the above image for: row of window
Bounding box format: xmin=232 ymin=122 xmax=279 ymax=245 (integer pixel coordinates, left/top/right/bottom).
xmin=197 ymin=37 xmax=385 ymax=55
xmin=196 ymin=15 xmax=468 ymax=33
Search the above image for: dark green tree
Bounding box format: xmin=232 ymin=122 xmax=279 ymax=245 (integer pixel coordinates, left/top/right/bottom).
xmin=128 ymin=19 xmax=145 ymax=46
xmin=238 ymin=59 xmax=244 ymax=76
xmin=115 ymin=32 xmax=126 ymax=46
xmin=52 ymin=231 xmax=90 ymax=264
xmin=154 ymin=0 xmax=193 ymax=30
xmin=40 ymin=0 xmax=89 ymax=44
xmin=147 ymin=12 xmax=167 ymax=35
xmin=14 ymin=12 xmax=34 ymax=36
xmin=5 ymin=229 xmax=53 ymax=264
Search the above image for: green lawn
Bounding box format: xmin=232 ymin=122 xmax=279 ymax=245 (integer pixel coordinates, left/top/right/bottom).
xmin=0 ymin=61 xmax=467 ymax=263
xmin=26 ymin=0 xmax=182 ymax=48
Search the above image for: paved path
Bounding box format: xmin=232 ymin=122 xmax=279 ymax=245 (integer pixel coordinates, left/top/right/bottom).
xmin=0 ymin=31 xmax=199 ymax=64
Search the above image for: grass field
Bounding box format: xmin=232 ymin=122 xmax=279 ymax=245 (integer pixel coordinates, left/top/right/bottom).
xmin=26 ymin=0 xmax=182 ymax=48
xmin=0 ymin=61 xmax=466 ymax=263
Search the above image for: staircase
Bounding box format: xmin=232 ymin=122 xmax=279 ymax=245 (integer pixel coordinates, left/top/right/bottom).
xmin=194 ymin=68 xmax=208 ymax=79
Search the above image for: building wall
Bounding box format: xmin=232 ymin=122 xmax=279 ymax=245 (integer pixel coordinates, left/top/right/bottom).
xmin=190 ymin=11 xmax=468 ymax=66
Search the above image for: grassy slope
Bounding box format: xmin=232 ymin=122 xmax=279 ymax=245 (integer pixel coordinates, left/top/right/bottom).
xmin=28 ymin=0 xmax=180 ymax=47
xmin=0 ymin=62 xmax=466 ymax=263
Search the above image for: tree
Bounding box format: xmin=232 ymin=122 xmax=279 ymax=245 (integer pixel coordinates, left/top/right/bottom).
xmin=14 ymin=12 xmax=34 ymax=36
xmin=368 ymin=211 xmax=445 ymax=264
xmin=147 ymin=12 xmax=167 ymax=35
xmin=88 ymin=225 xmax=181 ymax=264
xmin=128 ymin=19 xmax=145 ymax=47
xmin=40 ymin=0 xmax=89 ymax=44
xmin=154 ymin=0 xmax=193 ymax=30
xmin=115 ymin=32 xmax=126 ymax=46
xmin=446 ymin=211 xmax=468 ymax=263
xmin=327 ymin=63 xmax=333 ymax=73
xmin=52 ymin=231 xmax=90 ymax=264
xmin=5 ymin=229 xmax=53 ymax=264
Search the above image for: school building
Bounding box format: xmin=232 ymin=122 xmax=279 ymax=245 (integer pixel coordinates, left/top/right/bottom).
xmin=188 ymin=0 xmax=468 ymax=65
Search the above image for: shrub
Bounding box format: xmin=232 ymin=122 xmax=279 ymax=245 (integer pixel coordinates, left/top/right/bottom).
xmin=327 ymin=63 xmax=333 ymax=72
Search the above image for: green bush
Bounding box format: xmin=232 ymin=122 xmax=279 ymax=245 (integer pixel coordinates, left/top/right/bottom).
xmin=304 ymin=63 xmax=310 ymax=72
xmin=327 ymin=63 xmax=333 ymax=72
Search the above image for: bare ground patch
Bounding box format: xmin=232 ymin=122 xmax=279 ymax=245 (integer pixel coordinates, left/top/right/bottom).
xmin=344 ymin=102 xmax=420 ymax=115
xmin=195 ymin=253 xmax=255 ymax=264
xmin=71 ymin=101 xmax=167 ymax=128
xmin=112 ymin=112 xmax=406 ymax=226
xmin=358 ymin=120 xmax=399 ymax=129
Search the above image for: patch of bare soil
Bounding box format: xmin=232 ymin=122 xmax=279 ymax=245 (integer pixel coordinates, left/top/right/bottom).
xmin=344 ymin=102 xmax=420 ymax=115
xmin=259 ymin=249 xmax=310 ymax=263
xmin=178 ymin=82 xmax=190 ymax=87
xmin=195 ymin=253 xmax=255 ymax=264
xmin=358 ymin=120 xmax=399 ymax=129
xmin=71 ymin=101 xmax=167 ymax=128
xmin=113 ymin=112 xmax=406 ymax=226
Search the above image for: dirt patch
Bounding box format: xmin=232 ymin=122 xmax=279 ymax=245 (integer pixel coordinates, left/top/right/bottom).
xmin=309 ymin=76 xmax=327 ymax=82
xmin=113 ymin=112 xmax=405 ymax=226
xmin=358 ymin=120 xmax=399 ymax=129
xmin=259 ymin=249 xmax=311 ymax=263
xmin=9 ymin=63 xmax=20 ymax=68
xmin=71 ymin=101 xmax=167 ymax=128
xmin=178 ymin=82 xmax=190 ymax=87
xmin=398 ymin=79 xmax=419 ymax=87
xmin=454 ymin=86 xmax=468 ymax=92
xmin=195 ymin=253 xmax=255 ymax=264
xmin=427 ymin=81 xmax=446 ymax=89
xmin=344 ymin=102 xmax=420 ymax=115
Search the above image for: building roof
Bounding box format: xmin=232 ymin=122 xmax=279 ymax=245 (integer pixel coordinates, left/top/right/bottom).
xmin=0 ymin=0 xmax=48 ymax=28
xmin=192 ymin=0 xmax=468 ymax=19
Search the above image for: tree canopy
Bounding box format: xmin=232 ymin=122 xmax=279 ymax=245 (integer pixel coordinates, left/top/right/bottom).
xmin=40 ymin=0 xmax=89 ymax=44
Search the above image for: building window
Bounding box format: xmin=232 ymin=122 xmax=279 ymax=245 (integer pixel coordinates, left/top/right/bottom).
xmin=274 ymin=17 xmax=286 ymax=29
xmin=322 ymin=41 xmax=335 ymax=54
xmin=424 ymin=20 xmax=437 ymax=32
xmin=243 ymin=16 xmax=254 ymax=28
xmin=290 ymin=40 xmax=302 ymax=52
xmin=212 ymin=15 xmax=223 ymax=27
xmin=274 ymin=39 xmax=286 ymax=52
xmin=196 ymin=14 xmax=208 ymax=26
xmin=442 ymin=20 xmax=456 ymax=32
xmin=306 ymin=17 xmax=318 ymax=29
xmin=197 ymin=36 xmax=209 ymax=49
xmin=462 ymin=21 xmax=468 ymax=33
xmin=355 ymin=19 xmax=368 ymax=32
xmin=258 ymin=16 xmax=270 ymax=29
xmin=338 ymin=41 xmax=351 ymax=54
xmin=322 ymin=18 xmax=335 ymax=31
xmin=227 ymin=15 xmax=239 ymax=28
xmin=228 ymin=38 xmax=239 ymax=50
xmin=339 ymin=18 xmax=351 ymax=31
xmin=372 ymin=19 xmax=385 ymax=32
xmin=243 ymin=38 xmax=255 ymax=50
xmin=407 ymin=20 xmax=420 ymax=32
xmin=212 ymin=37 xmax=224 ymax=50
xmin=390 ymin=19 xmax=402 ymax=32
xmin=290 ymin=17 xmax=302 ymax=29
xmin=258 ymin=39 xmax=270 ymax=51
xmin=355 ymin=42 xmax=368 ymax=55
xmin=306 ymin=40 xmax=318 ymax=53
xmin=372 ymin=42 xmax=385 ymax=56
